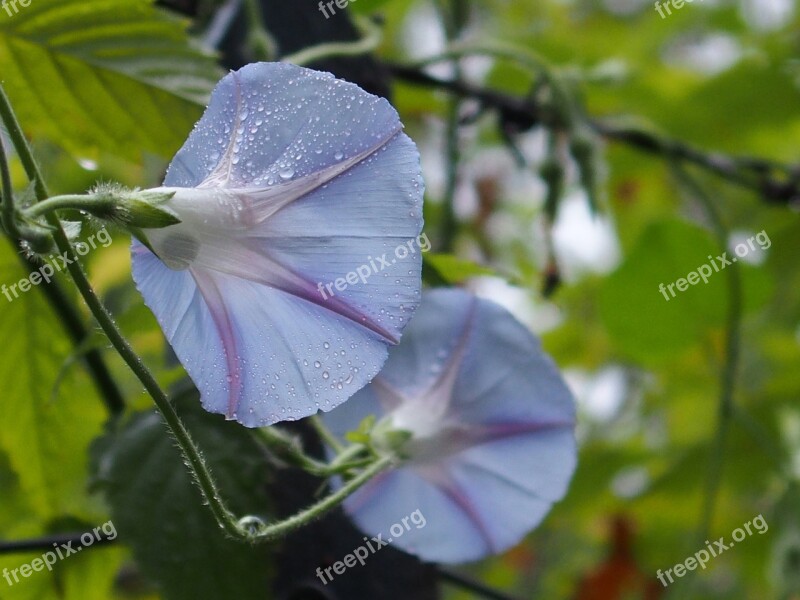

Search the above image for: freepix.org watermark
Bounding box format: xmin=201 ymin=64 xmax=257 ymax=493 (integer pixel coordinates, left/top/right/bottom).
xmin=317 ymin=0 xmax=358 ymax=19
xmin=658 ymin=229 xmax=770 ymax=302
xmin=315 ymin=509 xmax=426 ymax=585
xmin=656 ymin=514 xmax=768 ymax=587
xmin=2 ymin=228 xmax=113 ymax=303
xmin=3 ymin=521 xmax=117 ymax=587
xmin=316 ymin=233 xmax=430 ymax=301
xmin=1 ymin=0 xmax=32 ymax=17
xmin=654 ymin=0 xmax=700 ymax=19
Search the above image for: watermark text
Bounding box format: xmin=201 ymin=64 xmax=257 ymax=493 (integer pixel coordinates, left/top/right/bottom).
xmin=317 ymin=233 xmax=430 ymax=300
xmin=658 ymin=229 xmax=770 ymax=301
xmin=316 ymin=509 xmax=426 ymax=584
xmin=656 ymin=514 xmax=768 ymax=587
xmin=2 ymin=228 xmax=112 ymax=303
xmin=3 ymin=521 xmax=117 ymax=587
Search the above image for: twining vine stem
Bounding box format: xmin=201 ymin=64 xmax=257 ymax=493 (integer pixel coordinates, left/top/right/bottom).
xmin=0 ymin=88 xmax=125 ymax=416
xmin=0 ymin=83 xmax=393 ymax=544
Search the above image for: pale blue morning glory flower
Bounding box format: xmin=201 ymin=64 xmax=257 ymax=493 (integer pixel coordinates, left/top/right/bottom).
xmin=131 ymin=63 xmax=424 ymax=427
xmin=323 ymin=289 xmax=577 ymax=563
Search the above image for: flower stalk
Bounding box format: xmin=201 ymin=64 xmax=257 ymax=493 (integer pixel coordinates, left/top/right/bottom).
xmin=0 ymin=82 xmax=395 ymax=543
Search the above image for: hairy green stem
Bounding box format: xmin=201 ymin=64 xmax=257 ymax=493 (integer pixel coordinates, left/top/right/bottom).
xmin=0 ymin=83 xmax=394 ymax=543
xmin=0 ymin=134 xmax=20 ymax=238
xmin=0 ymin=87 xmax=124 ymax=416
xmin=257 ymin=424 xmax=374 ymax=477
xmin=24 ymin=193 xmax=115 ymax=220
xmin=0 ymin=455 xmax=394 ymax=551
xmin=0 ymin=83 xmax=249 ymax=538
xmin=247 ymin=455 xmax=394 ymax=541
xmin=256 ymin=425 xmax=331 ymax=474
xmin=310 ymin=414 xmax=345 ymax=453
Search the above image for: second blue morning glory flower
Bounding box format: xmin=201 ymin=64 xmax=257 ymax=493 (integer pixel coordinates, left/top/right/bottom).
xmin=323 ymin=289 xmax=577 ymax=563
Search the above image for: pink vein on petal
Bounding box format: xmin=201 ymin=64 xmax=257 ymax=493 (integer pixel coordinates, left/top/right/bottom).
xmin=275 ymin=272 xmax=401 ymax=344
xmin=464 ymin=419 xmax=576 ymax=446
xmin=420 ymin=465 xmax=496 ymax=554
xmin=204 ymin=242 xmax=401 ymax=343
xmin=191 ymin=268 xmax=243 ymax=418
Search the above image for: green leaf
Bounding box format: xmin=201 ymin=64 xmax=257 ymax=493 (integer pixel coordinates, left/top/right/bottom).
xmin=91 ymin=391 xmax=273 ymax=600
xmin=61 ymin=546 xmax=128 ymax=600
xmin=0 ymin=0 xmax=220 ymax=161
xmin=0 ymin=532 xmax=127 ymax=600
xmin=599 ymin=218 xmax=772 ymax=362
xmin=424 ymin=253 xmax=498 ymax=284
xmin=0 ymin=238 xmax=108 ymax=521
xmin=598 ymin=218 xmax=729 ymax=361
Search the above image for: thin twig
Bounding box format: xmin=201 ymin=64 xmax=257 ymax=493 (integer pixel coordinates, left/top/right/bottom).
xmin=0 ymin=533 xmax=117 ymax=556
xmin=385 ymin=62 xmax=800 ymax=205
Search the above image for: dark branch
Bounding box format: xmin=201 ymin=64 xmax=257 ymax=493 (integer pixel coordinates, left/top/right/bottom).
xmin=0 ymin=532 xmax=117 ymax=556
xmin=385 ymin=62 xmax=800 ymax=206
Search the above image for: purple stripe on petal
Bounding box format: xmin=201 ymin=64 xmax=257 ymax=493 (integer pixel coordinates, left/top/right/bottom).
xmin=191 ymin=269 xmax=241 ymax=418
xmin=268 ymin=270 xmax=400 ymax=344
xmin=230 ymin=129 xmax=403 ymax=223
xmin=194 ymin=240 xmax=400 ymax=343
xmin=465 ymin=419 xmax=576 ymax=445
xmin=419 ymin=465 xmax=497 ymax=555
